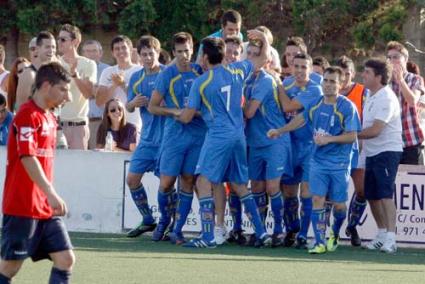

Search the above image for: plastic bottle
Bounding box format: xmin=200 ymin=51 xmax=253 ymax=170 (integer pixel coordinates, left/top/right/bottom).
xmin=56 ymin=128 xmax=68 ymax=149
xmin=105 ymin=131 xmax=114 ymax=151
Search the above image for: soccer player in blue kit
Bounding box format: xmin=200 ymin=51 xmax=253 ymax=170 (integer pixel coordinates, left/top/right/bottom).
xmin=125 ymin=36 xmax=165 ymax=238
xmin=176 ymin=30 xmax=272 ymax=248
xmin=277 ymin=53 xmax=323 ymax=248
xmin=243 ymin=40 xmax=293 ymax=247
xmin=269 ymin=66 xmax=361 ymax=254
xmin=148 ymin=32 xmax=205 ymax=243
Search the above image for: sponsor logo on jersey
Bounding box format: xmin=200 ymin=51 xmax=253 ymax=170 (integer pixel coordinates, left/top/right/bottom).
xmin=19 ymin=127 xmax=35 ymax=142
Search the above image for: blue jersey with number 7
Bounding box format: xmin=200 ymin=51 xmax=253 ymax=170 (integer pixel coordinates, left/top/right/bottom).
xmin=187 ymin=60 xmax=254 ymax=135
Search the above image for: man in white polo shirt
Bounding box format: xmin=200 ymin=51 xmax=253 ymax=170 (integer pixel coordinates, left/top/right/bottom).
xmin=358 ymin=58 xmax=403 ymax=253
xmin=58 ymin=24 xmax=97 ymax=150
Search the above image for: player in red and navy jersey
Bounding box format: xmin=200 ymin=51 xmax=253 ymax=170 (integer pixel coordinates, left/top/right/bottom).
xmin=0 ymin=63 xmax=74 ymax=284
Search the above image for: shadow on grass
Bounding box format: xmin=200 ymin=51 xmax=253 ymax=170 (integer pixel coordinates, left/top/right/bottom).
xmin=70 ymin=232 xmax=425 ymax=266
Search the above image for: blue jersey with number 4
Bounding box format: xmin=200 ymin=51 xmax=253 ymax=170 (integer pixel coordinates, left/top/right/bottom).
xmin=188 ymin=60 xmax=253 ymax=136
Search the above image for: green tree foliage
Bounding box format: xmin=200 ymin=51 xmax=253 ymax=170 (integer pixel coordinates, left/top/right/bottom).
xmin=5 ymin=0 xmax=96 ymax=35
xmin=115 ymin=0 xmax=212 ymax=49
xmin=0 ymin=0 xmax=419 ymax=58
xmin=352 ymin=1 xmax=408 ymax=49
xmin=117 ymin=0 xmax=158 ymax=38
xmin=292 ymin=0 xmax=350 ymax=50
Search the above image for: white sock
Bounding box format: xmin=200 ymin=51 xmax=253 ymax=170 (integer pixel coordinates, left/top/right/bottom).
xmin=377 ymin=228 xmax=387 ymax=238
xmin=386 ymin=232 xmax=396 ymax=242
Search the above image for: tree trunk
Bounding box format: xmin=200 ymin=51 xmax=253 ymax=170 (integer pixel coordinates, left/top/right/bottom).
xmin=4 ymin=27 xmax=19 ymax=69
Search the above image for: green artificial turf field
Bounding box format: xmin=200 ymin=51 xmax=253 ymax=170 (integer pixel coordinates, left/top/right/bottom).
xmin=14 ymin=232 xmax=425 ymax=284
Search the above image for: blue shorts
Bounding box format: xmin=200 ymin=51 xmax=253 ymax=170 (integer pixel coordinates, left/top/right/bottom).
xmin=309 ymin=168 xmax=350 ymax=203
xmin=248 ymin=142 xmax=293 ymax=181
xmin=0 ymin=215 xmax=73 ymax=261
xmin=129 ymin=143 xmax=160 ymax=175
xmin=196 ymin=134 xmax=248 ymax=184
xmin=364 ymin=151 xmax=402 ymax=200
xmin=159 ymin=133 xmax=204 ymax=176
xmin=350 ymin=147 xmax=359 ymax=171
xmin=281 ymin=141 xmax=312 ymax=185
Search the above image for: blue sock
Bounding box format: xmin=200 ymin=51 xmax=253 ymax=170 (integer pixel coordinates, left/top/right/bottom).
xmin=284 ymin=197 xmax=300 ymax=232
xmin=173 ymin=190 xmax=193 ymax=234
xmin=49 ymin=267 xmax=71 ymax=284
xmin=332 ymin=208 xmax=347 ymax=236
xmin=199 ymin=197 xmax=215 ymax=242
xmin=324 ymin=200 xmax=333 ymax=227
xmin=270 ymin=191 xmax=284 ymax=234
xmin=241 ymin=193 xmax=266 ymax=238
xmin=130 ymin=185 xmax=154 ymax=225
xmin=311 ymin=208 xmax=326 ymax=245
xmin=253 ymin=191 xmax=268 ymax=223
xmin=157 ymin=189 xmax=174 ymax=225
xmin=170 ymin=188 xmax=178 ymax=220
xmin=347 ymin=195 xmax=366 ymax=229
xmin=299 ymin=197 xmax=312 ymax=239
xmin=229 ymin=193 xmax=242 ymax=231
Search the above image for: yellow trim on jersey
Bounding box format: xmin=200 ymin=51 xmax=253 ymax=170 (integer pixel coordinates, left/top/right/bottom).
xmin=284 ymin=81 xmax=296 ymax=91
xmin=200 ymin=71 xmax=213 ymax=113
xmin=260 ymin=105 xmax=266 ymax=116
xmin=132 ymin=71 xmax=145 ymax=96
xmin=271 ymin=78 xmax=281 ymax=112
xmin=333 ymin=103 xmax=344 ymax=129
xmin=309 ymin=100 xmax=323 ymax=121
xmin=223 ymin=65 xmax=244 ymax=77
xmin=169 ymin=74 xmax=182 ymax=108
xmin=191 ymin=68 xmax=201 ymax=77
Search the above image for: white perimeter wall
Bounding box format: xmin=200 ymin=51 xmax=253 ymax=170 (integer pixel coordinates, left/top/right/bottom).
xmin=1 ymin=147 xmax=424 ymax=248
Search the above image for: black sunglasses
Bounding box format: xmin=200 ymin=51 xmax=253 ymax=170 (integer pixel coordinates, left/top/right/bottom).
xmin=109 ymin=107 xmax=122 ymax=113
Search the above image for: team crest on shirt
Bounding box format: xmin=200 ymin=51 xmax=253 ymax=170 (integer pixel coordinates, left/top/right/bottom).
xmin=314 ymin=128 xmax=330 ymax=137
xmin=19 ymin=127 xmax=35 ymax=142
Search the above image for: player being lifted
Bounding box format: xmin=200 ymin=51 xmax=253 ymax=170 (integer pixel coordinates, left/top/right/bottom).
xmin=277 ymin=53 xmax=323 ymax=248
xmin=148 ymin=32 xmax=204 ymax=243
xmin=125 ymin=36 xmax=165 ymax=238
xmin=243 ymin=40 xmax=293 ymax=247
xmin=269 ymin=66 xmax=361 ymax=254
xmin=176 ymin=30 xmax=272 ymax=248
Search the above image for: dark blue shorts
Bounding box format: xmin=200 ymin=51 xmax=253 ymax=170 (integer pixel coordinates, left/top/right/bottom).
xmin=364 ymin=151 xmax=402 ymax=200
xmin=0 ymin=215 xmax=73 ymax=262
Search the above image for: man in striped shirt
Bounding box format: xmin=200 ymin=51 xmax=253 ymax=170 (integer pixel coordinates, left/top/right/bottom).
xmin=387 ymin=41 xmax=425 ymax=165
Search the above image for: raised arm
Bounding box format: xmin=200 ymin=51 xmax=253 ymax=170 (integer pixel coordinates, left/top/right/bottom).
xmin=246 ymin=30 xmax=270 ymax=71
xmin=277 ymin=84 xmax=304 ymax=112
xmin=16 ymin=70 xmax=35 ymax=111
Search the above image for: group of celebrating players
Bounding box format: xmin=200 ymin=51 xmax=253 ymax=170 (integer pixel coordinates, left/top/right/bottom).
xmin=124 ymin=10 xmax=376 ymax=254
